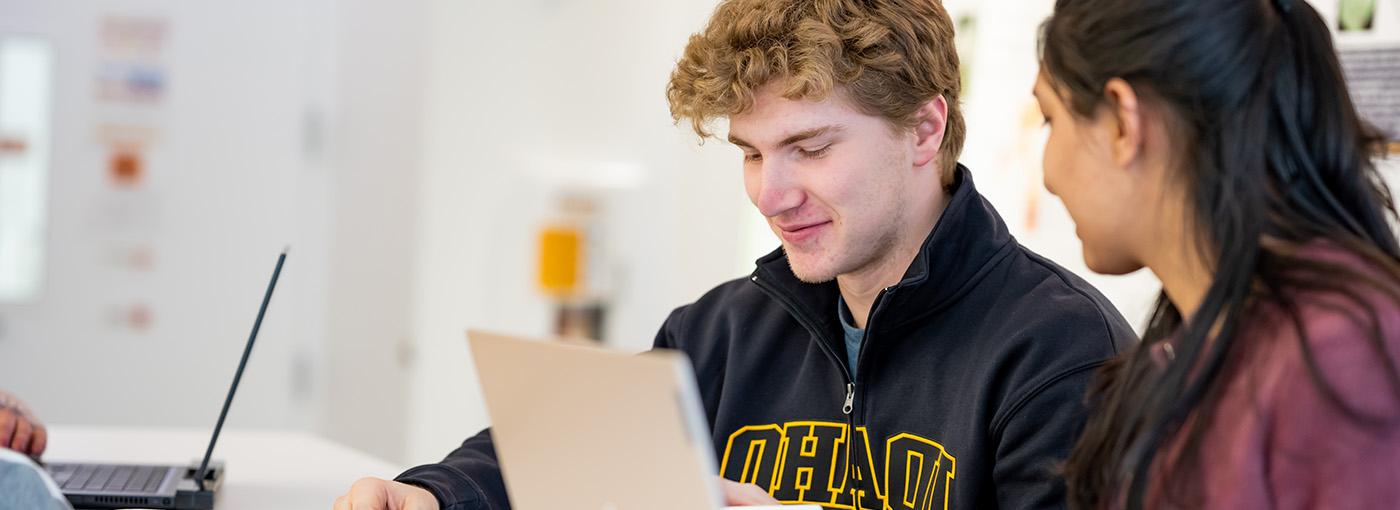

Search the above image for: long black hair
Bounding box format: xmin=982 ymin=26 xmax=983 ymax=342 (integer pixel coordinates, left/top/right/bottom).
xmin=1040 ymin=0 xmax=1400 ymax=507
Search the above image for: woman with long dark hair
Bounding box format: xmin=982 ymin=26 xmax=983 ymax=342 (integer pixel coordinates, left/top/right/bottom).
xmin=1033 ymin=0 xmax=1400 ymax=507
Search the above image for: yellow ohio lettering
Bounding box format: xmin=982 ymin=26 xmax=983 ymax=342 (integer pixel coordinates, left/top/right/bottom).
xmin=832 ymin=426 xmax=884 ymax=510
xmin=883 ymin=434 xmax=957 ymax=510
xmin=771 ymin=422 xmax=847 ymax=504
xmin=720 ymin=422 xmax=957 ymax=510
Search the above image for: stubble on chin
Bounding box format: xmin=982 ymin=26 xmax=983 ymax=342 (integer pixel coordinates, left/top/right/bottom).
xmin=784 ymin=248 xmax=838 ymax=284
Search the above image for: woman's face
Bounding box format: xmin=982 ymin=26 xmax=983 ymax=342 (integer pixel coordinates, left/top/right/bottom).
xmin=1034 ymin=71 xmax=1165 ymax=275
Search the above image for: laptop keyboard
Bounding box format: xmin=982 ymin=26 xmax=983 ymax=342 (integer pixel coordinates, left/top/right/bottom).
xmin=49 ymin=464 xmax=168 ymax=493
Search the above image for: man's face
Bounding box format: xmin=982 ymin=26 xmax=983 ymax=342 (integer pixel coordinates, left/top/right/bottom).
xmin=729 ymin=82 xmax=925 ymax=283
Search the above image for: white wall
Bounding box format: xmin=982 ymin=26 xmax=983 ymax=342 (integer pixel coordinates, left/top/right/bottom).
xmin=0 ymin=0 xmax=329 ymax=432
xmin=319 ymin=0 xmax=426 ymax=465
xmin=0 ymin=0 xmax=425 ymax=463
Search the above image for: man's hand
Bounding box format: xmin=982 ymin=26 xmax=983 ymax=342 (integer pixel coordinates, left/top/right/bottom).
xmin=0 ymin=389 xmax=46 ymax=459
xmin=721 ymin=477 xmax=781 ymax=506
xmin=334 ymin=477 xmax=439 ymax=510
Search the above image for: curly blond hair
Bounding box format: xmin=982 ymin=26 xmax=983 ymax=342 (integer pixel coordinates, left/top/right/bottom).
xmin=667 ymin=0 xmax=965 ymax=181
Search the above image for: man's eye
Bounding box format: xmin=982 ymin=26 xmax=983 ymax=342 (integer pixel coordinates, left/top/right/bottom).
xmin=799 ymin=145 xmax=832 ymax=159
xmin=744 ymin=153 xmax=763 ymax=162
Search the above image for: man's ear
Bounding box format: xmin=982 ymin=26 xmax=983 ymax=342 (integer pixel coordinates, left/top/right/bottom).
xmin=1102 ymin=78 xmax=1144 ymax=168
xmin=912 ymin=95 xmax=948 ymax=168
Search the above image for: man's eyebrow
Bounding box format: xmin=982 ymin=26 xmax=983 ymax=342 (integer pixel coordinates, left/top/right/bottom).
xmin=778 ymin=126 xmax=841 ymax=147
xmin=728 ymin=125 xmax=844 ymax=149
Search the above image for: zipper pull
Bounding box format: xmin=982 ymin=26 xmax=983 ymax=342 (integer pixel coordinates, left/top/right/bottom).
xmin=842 ymin=383 xmax=855 ymax=415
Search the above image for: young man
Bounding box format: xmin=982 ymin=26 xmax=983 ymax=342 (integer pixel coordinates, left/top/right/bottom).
xmin=336 ymin=0 xmax=1135 ymax=509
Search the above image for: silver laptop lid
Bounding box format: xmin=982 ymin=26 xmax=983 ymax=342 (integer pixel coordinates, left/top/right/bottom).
xmin=467 ymin=330 xmax=723 ymax=510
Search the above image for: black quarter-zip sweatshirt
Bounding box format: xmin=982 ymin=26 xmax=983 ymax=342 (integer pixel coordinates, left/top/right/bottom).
xmin=397 ymin=166 xmax=1138 ymax=510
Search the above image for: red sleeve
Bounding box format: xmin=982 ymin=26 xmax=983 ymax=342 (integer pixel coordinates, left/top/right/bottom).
xmin=1263 ymin=308 xmax=1400 ymax=509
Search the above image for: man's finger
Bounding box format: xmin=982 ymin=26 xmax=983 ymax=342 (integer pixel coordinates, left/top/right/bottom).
xmin=720 ymin=478 xmax=781 ymax=505
xmin=349 ymin=491 xmax=384 ymax=510
xmin=347 ymin=479 xmax=389 ymax=509
xmin=0 ymin=410 xmax=16 ymax=449
xmin=405 ymin=496 xmax=436 ymax=510
xmin=11 ymin=418 xmax=32 ymax=455
xmin=28 ymin=423 xmax=46 ymax=459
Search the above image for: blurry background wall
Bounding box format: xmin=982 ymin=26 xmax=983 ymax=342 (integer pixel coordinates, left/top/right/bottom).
xmin=0 ymin=0 xmax=1394 ymax=467
xmin=0 ymin=0 xmax=426 ymax=462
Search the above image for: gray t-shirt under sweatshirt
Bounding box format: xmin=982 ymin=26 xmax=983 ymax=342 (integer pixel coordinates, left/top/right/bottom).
xmin=837 ymin=295 xmax=865 ymax=380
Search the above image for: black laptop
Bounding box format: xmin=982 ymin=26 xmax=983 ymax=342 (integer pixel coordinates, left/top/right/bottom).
xmin=45 ymin=249 xmax=288 ymax=509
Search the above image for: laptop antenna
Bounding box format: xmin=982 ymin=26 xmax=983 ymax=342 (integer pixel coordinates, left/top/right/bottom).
xmin=194 ymin=247 xmax=288 ymax=491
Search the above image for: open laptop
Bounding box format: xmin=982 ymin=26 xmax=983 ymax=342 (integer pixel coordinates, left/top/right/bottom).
xmin=45 ymin=249 xmax=288 ymax=509
xmin=468 ymin=330 xmax=819 ymax=510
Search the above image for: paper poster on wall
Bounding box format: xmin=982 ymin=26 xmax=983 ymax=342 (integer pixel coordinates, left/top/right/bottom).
xmin=1329 ymin=0 xmax=1400 ymax=154
xmin=97 ymin=15 xmax=168 ymax=106
xmin=1339 ymin=47 xmax=1400 ymax=153
xmin=955 ymin=11 xmax=980 ymax=98
xmin=105 ymin=243 xmax=155 ymax=273
xmin=107 ymin=143 xmax=145 ymax=187
xmin=89 ymin=124 xmax=162 ymax=230
xmin=1339 ymin=0 xmax=1378 ymax=32
xmin=105 ymin=302 xmax=154 ymax=332
xmin=89 ymin=14 xmax=167 ymax=249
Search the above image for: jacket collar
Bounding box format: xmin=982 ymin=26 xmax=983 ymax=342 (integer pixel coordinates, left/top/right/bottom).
xmin=751 ymin=165 xmax=1018 ymax=337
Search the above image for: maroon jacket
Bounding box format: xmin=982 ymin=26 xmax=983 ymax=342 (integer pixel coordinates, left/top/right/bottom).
xmin=1147 ymin=246 xmax=1400 ymax=508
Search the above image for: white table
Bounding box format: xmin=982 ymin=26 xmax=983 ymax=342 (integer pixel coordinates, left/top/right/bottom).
xmin=45 ymin=425 xmax=402 ymax=510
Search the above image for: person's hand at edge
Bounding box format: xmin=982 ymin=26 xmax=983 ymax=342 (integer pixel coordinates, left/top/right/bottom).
xmin=0 ymin=389 xmax=47 ymax=459
xmin=721 ymin=477 xmax=782 ymax=506
xmin=334 ymin=478 xmax=439 ymax=510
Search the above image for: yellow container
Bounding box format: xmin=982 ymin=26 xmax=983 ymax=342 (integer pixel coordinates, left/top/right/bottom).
xmin=538 ymin=225 xmax=582 ymax=297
